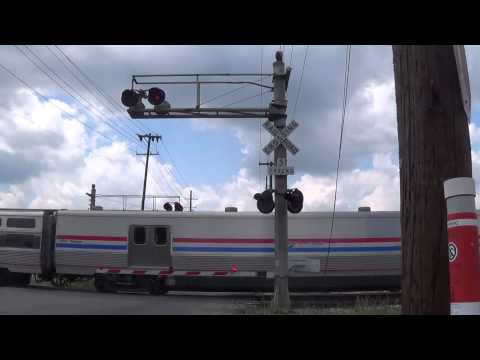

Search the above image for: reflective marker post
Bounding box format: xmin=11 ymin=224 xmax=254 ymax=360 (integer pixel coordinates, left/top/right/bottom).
xmin=444 ymin=177 xmax=480 ymax=315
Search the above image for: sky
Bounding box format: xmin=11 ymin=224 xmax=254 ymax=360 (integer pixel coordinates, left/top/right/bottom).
xmin=1 ymin=45 xmax=480 ymax=212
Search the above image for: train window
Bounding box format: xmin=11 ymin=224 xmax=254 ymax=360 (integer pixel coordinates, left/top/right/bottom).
xmin=7 ymin=218 xmax=35 ymax=228
xmin=0 ymin=234 xmax=40 ymax=249
xmin=133 ymin=227 xmax=146 ymax=245
xmin=154 ymin=227 xmax=168 ymax=246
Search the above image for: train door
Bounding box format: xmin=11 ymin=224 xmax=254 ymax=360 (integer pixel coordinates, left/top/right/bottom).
xmin=128 ymin=225 xmax=171 ymax=268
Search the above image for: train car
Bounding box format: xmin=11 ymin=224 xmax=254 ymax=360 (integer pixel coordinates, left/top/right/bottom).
xmin=0 ymin=210 xmax=56 ymax=286
xmin=0 ymin=208 xmax=401 ymax=293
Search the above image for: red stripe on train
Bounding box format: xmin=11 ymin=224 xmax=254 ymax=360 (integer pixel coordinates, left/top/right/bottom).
xmin=213 ymin=271 xmax=228 ymax=276
xmin=174 ymin=237 xmax=401 ymax=244
xmin=56 ymin=235 xmax=127 ymax=242
xmin=447 ymin=212 xmax=478 ymax=221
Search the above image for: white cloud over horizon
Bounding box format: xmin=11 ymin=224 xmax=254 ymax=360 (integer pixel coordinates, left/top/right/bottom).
xmin=1 ymin=45 xmax=480 ymax=213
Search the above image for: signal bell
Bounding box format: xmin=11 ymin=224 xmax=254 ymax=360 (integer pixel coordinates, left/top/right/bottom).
xmin=121 ymin=89 xmax=140 ymax=107
xmin=148 ymin=87 xmax=166 ymax=106
xmin=254 ymin=190 xmax=275 ymax=214
xmin=285 ymin=188 xmax=303 ymax=214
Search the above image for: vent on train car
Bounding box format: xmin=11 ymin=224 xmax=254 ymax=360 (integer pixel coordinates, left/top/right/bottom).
xmin=225 ymin=207 xmax=238 ymax=213
xmin=358 ymin=206 xmax=371 ymax=212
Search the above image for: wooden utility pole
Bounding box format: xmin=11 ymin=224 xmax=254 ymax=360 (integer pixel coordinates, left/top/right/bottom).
xmin=136 ymin=133 xmax=161 ymax=211
xmin=392 ymin=45 xmax=472 ymax=314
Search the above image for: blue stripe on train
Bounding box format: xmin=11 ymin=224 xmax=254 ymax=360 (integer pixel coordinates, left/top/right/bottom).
xmin=56 ymin=243 xmax=127 ymax=250
xmin=173 ymin=246 xmax=401 ymax=253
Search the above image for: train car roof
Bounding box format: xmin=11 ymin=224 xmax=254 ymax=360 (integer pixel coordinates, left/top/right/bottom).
xmin=0 ymin=211 xmax=46 ymax=217
xmin=56 ymin=209 xmax=401 ymax=219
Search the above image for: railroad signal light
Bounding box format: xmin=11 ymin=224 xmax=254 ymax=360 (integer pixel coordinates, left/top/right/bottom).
xmin=121 ymin=89 xmax=140 ymax=107
xmin=174 ymin=202 xmax=183 ymax=212
xmin=285 ymin=188 xmax=303 ymax=214
xmin=148 ymin=87 xmax=166 ymax=106
xmin=163 ymin=203 xmax=173 ymax=211
xmin=254 ymin=190 xmax=275 ymax=214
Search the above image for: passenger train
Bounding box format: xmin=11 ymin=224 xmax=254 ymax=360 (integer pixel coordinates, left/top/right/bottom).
xmin=0 ymin=208 xmax=402 ymax=293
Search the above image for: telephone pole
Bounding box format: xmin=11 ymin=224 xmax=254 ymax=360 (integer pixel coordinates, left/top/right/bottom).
xmin=136 ymin=133 xmax=161 ymax=211
xmin=393 ymin=45 xmax=472 ymax=314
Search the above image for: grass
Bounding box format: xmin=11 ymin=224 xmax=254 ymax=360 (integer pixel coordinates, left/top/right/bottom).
xmin=235 ymin=296 xmax=401 ymax=315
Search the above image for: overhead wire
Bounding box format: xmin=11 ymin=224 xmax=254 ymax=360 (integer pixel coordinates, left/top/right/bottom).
xmin=324 ymin=45 xmax=352 ymax=274
xmin=53 ymin=45 xmax=155 ymax=135
xmin=14 ymin=45 xmax=140 ymax=146
xmin=221 ymin=90 xmax=270 ymax=108
xmin=51 ymin=45 xmax=189 ymax=198
xmin=1 ymin=60 xmax=175 ymax=206
xmin=0 ymin=61 xmax=131 ymax=151
xmin=292 ymin=45 xmax=310 ymax=119
xmin=159 ymin=141 xmax=189 ymax=188
xmin=26 ymin=45 xmax=186 ymax=200
xmin=199 ymin=75 xmax=271 ymax=107
xmin=259 ymin=45 xmax=264 ymax=184
xmin=44 ymin=45 xmax=149 ymax=136
xmin=28 ymin=45 xmax=144 ymax=142
xmin=11 ymin=47 xmax=183 ymax=198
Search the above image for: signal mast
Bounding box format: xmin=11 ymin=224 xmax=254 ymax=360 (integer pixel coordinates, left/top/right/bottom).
xmin=120 ymin=50 xmax=303 ymax=311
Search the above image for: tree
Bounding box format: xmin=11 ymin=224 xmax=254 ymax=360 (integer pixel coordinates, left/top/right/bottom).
xmin=392 ymin=45 xmax=472 ymax=314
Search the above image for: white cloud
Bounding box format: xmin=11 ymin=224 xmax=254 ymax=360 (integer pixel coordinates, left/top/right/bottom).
xmin=291 ymin=152 xmax=400 ymax=211
xmin=0 ymin=86 xmax=402 ymax=213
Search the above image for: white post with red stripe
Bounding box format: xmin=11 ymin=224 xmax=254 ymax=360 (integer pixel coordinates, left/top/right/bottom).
xmin=444 ymin=177 xmax=480 ymax=315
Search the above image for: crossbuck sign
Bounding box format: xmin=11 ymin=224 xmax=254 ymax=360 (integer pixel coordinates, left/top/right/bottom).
xmin=262 ymin=120 xmax=299 ymax=155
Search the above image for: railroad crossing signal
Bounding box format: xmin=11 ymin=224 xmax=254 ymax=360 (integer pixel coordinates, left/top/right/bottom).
xmin=268 ymin=158 xmax=294 ymax=176
xmin=262 ymin=119 xmax=299 ymax=155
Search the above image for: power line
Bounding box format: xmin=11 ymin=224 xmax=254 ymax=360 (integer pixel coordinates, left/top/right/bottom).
xmin=221 ymin=90 xmax=270 ymax=108
xmin=324 ymin=45 xmax=352 ymax=274
xmin=47 ymin=46 xmax=189 ymax=194
xmin=199 ymin=75 xmax=271 ymax=107
xmin=20 ymin=45 xmax=178 ymax=197
xmin=159 ymin=141 xmax=188 ymax=188
xmin=0 ymin=59 xmax=171 ymax=198
xmin=53 ymin=45 xmax=155 ymax=135
xmin=292 ymin=45 xmax=310 ymax=119
xmin=44 ymin=45 xmax=148 ymax=137
xmin=259 ymin=45 xmax=264 ymax=184
xmin=15 ymin=45 xmax=140 ymax=146
xmin=0 ymin=61 xmax=131 ymax=150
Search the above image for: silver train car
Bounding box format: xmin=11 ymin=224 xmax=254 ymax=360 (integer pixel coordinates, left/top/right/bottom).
xmin=0 ymin=209 xmax=401 ymax=293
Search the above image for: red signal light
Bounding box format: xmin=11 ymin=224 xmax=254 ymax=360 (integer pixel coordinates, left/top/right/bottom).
xmin=148 ymin=87 xmax=166 ymax=106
